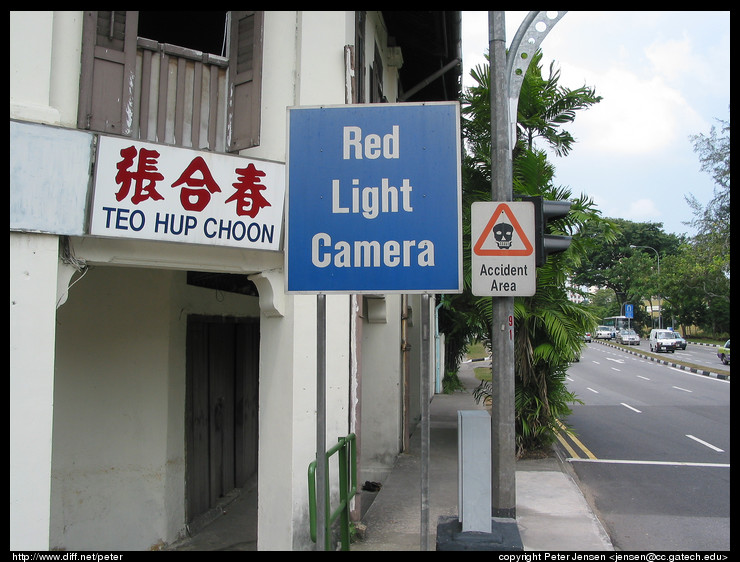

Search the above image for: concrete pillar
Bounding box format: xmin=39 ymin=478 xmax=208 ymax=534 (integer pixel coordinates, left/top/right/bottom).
xmin=10 ymin=233 xmax=60 ymax=550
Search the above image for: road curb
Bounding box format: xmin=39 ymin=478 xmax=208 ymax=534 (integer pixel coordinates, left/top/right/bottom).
xmin=594 ymin=340 xmax=730 ymax=381
xmin=689 ymin=341 xmax=719 ymax=347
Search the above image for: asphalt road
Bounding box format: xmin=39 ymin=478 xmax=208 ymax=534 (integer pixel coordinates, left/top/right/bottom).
xmin=557 ymin=342 xmax=730 ymax=551
xmin=596 ymin=338 xmax=729 ymax=375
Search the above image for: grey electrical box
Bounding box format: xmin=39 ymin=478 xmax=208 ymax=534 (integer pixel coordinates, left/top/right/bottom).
xmin=457 ymin=410 xmax=491 ymax=533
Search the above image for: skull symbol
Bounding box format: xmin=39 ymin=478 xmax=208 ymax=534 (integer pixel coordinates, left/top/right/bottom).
xmin=493 ymin=222 xmax=514 ymax=249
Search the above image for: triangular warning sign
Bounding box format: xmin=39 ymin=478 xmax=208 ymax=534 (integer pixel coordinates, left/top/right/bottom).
xmin=473 ymin=203 xmax=534 ymax=256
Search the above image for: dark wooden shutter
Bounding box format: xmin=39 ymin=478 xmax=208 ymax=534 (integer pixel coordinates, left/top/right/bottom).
xmin=227 ymin=11 xmax=263 ymax=152
xmin=78 ymin=11 xmax=138 ymax=135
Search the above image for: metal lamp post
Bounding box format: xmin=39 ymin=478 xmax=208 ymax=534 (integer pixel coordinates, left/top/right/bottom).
xmin=489 ymin=8 xmax=566 ymax=519
xmin=629 ymin=244 xmax=661 ymax=329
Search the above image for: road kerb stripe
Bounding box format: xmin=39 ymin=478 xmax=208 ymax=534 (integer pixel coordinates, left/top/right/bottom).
xmin=567 ymin=458 xmax=729 ymax=468
xmin=555 ymin=431 xmax=580 ymax=459
xmin=556 ymin=419 xmax=598 ymax=460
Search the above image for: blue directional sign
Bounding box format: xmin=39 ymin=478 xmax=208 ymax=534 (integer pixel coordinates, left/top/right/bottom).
xmin=625 ymin=304 xmax=633 ymax=319
xmin=286 ymin=102 xmax=462 ymax=294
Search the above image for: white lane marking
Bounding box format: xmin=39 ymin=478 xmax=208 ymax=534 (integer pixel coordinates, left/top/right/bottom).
xmin=586 ymin=387 xmax=599 ymax=393
xmin=621 ymin=403 xmax=642 ymax=413
xmin=637 ymin=375 xmax=651 ymax=380
xmin=686 ymin=434 xmax=724 ymax=452
xmin=672 ymin=386 xmax=692 ymax=393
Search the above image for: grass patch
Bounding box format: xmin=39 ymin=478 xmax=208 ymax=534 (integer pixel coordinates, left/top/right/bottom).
xmin=474 ymin=366 xmax=491 ymax=382
xmin=466 ymin=341 xmax=488 ymax=361
xmin=465 ymin=342 xmax=491 ymax=382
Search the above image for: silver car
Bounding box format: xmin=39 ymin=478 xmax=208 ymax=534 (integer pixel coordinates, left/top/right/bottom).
xmin=672 ymin=332 xmax=687 ymax=350
xmin=616 ymin=328 xmax=640 ymax=345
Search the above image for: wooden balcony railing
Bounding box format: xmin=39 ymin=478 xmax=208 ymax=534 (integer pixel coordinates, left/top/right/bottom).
xmin=134 ymin=38 xmax=229 ymax=152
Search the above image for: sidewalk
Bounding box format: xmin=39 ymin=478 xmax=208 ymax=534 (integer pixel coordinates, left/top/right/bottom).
xmin=351 ymin=359 xmax=614 ymax=551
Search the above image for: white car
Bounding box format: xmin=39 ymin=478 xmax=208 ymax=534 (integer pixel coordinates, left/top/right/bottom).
xmin=595 ymin=326 xmax=613 ymax=339
xmin=649 ymin=329 xmax=677 ymax=353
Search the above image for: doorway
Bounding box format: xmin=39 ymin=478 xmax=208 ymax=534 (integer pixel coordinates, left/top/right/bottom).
xmin=185 ymin=316 xmax=259 ymax=525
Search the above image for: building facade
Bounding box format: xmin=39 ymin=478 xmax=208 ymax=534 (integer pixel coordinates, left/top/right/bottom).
xmin=10 ymin=11 xmax=461 ymax=550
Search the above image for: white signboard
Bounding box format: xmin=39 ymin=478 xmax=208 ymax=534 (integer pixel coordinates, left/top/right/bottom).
xmin=471 ymin=201 xmax=536 ymax=296
xmin=90 ymin=136 xmax=285 ymax=250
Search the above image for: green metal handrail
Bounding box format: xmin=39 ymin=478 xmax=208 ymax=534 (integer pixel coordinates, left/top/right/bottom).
xmin=308 ymin=433 xmax=357 ymax=551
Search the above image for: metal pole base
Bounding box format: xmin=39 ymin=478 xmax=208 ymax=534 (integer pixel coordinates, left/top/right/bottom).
xmin=436 ymin=515 xmax=523 ymax=551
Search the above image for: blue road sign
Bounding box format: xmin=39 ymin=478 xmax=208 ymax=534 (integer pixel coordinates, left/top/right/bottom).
xmin=625 ymin=304 xmax=634 ymax=319
xmin=286 ymin=102 xmax=462 ymax=294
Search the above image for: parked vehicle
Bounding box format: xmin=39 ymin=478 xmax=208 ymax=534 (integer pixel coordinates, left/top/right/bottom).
xmin=616 ymin=328 xmax=640 ymax=345
xmin=717 ymin=339 xmax=730 ymax=365
xmin=595 ymin=326 xmax=613 ymax=340
xmin=672 ymin=332 xmax=687 ymax=350
xmin=649 ymin=329 xmax=676 ymax=353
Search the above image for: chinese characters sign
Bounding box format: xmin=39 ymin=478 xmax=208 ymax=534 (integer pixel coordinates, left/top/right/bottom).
xmin=91 ymin=136 xmax=285 ymax=250
xmin=286 ymin=102 xmax=462 ymax=294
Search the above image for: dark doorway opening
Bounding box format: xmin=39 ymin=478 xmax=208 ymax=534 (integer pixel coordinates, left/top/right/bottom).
xmin=185 ymin=316 xmax=259 ymax=526
xmin=138 ymin=11 xmax=228 ymax=56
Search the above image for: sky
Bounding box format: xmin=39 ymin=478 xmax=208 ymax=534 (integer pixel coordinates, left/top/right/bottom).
xmin=461 ymin=11 xmax=730 ymax=236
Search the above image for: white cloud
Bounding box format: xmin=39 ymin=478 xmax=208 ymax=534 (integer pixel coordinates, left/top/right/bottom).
xmin=554 ymin=61 xmax=707 ymax=155
xmin=460 ymin=10 xmax=729 ymax=236
xmin=645 ymin=34 xmax=697 ymax=83
xmin=625 ymin=198 xmax=662 ymax=221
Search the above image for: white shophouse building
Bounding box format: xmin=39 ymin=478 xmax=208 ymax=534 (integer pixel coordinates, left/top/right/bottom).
xmin=10 ymin=11 xmax=461 ymax=550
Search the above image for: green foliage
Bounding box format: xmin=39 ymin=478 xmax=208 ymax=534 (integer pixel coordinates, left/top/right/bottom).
xmin=442 ymin=370 xmax=466 ymax=395
xmin=515 ymin=368 xmax=583 ymax=455
xmin=474 ymin=256 xmax=593 ymax=456
xmin=515 ymin=50 xmax=602 ymax=157
xmin=444 ymin=50 xmax=730 ymax=459
xmin=572 ymin=213 xmax=730 ymax=336
xmin=440 ymin=47 xmax=604 ymax=455
xmin=571 ymin=110 xmax=731 ymax=337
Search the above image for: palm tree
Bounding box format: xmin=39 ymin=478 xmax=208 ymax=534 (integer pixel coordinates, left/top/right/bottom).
xmin=441 ymin=48 xmax=610 ymax=455
xmin=515 ymin=50 xmax=601 ymax=157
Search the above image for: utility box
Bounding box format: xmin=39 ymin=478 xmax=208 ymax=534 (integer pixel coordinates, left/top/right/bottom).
xmin=457 ymin=410 xmax=491 ymax=533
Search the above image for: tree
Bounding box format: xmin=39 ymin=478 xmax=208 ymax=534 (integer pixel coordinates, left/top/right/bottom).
xmin=571 ymin=218 xmax=684 ymax=316
xmin=685 ymin=110 xmax=730 ymax=283
xmin=689 ymin=110 xmax=730 ymax=193
xmin=515 ymin=50 xmax=602 ymax=157
xmin=660 ymin=243 xmax=730 ymax=336
xmin=441 ymin=49 xmax=608 ymax=455
xmin=477 ymin=155 xmax=605 ymax=455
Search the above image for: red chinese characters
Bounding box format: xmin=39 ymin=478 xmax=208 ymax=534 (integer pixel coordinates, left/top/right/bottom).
xmin=226 ymin=163 xmax=272 ymax=218
xmin=112 ymin=146 xmax=271 ymax=217
xmin=170 ymin=156 xmax=222 ymax=212
xmin=115 ymin=146 xmax=165 ymax=204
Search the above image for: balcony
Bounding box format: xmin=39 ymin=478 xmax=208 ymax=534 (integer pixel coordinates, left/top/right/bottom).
xmin=133 ymin=38 xmax=229 ymax=152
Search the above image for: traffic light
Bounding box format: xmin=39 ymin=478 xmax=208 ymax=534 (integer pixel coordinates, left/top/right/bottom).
xmin=522 ymin=195 xmax=572 ymax=266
